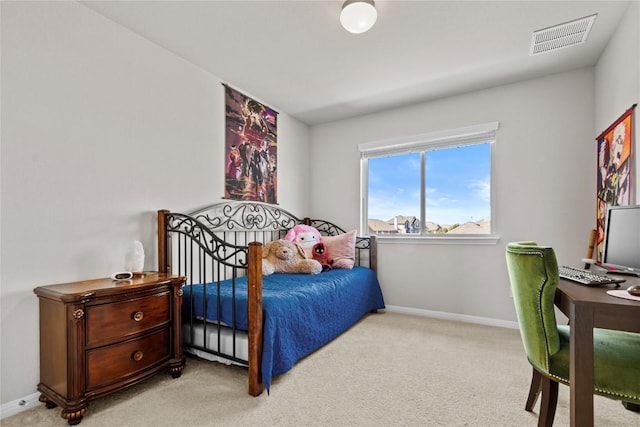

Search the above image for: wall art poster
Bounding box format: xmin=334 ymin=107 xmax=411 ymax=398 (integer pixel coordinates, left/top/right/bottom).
xmin=595 ymin=104 xmax=635 ymax=262
xmin=224 ymin=85 xmax=278 ymax=203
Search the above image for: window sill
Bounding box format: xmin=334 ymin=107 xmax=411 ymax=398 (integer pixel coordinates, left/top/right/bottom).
xmin=375 ymin=235 xmax=500 ymax=245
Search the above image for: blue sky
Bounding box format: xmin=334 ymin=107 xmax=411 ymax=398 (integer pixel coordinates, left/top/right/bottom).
xmin=368 ymin=143 xmax=491 ymax=225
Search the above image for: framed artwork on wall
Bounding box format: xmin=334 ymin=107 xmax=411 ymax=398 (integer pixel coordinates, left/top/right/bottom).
xmin=595 ymin=104 xmax=636 ymax=262
xmin=223 ymin=84 xmax=278 ymax=204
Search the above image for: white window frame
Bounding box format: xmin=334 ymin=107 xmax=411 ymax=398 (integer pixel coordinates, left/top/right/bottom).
xmin=359 ymin=122 xmax=500 ymax=245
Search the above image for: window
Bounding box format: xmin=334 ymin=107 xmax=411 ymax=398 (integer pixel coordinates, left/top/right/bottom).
xmin=359 ymin=122 xmax=498 ymax=241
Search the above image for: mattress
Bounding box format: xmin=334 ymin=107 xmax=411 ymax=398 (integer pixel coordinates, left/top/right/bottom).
xmin=183 ymin=323 xmax=248 ymax=366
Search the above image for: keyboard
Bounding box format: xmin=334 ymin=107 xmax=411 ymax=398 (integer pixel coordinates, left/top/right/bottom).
xmin=558 ymin=266 xmax=626 ymax=287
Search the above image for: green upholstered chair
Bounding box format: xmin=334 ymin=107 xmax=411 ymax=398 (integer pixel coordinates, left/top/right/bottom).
xmin=505 ymin=242 xmax=640 ymax=426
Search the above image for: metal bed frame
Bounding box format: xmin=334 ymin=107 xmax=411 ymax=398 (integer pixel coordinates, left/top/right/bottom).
xmin=157 ymin=201 xmax=376 ymax=395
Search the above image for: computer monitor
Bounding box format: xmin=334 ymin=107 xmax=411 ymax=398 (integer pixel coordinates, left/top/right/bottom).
xmin=602 ymin=205 xmax=640 ymax=276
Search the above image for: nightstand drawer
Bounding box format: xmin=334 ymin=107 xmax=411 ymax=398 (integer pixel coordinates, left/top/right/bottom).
xmin=86 ymin=328 xmax=171 ymax=389
xmin=86 ymin=291 xmax=171 ymax=347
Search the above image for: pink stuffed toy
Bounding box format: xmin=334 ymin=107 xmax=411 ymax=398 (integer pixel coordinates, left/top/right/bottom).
xmin=284 ymin=224 xmax=322 ymax=258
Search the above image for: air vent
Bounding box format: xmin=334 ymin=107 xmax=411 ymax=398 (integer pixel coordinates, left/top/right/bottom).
xmin=530 ymin=14 xmax=597 ymax=56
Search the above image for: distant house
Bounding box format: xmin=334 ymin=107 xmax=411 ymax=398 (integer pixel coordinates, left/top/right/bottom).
xmin=368 ymin=216 xmax=489 ymax=235
xmin=367 ymin=219 xmax=398 ymax=235
xmin=448 ymin=219 xmax=491 ymax=234
xmin=387 ymin=216 xmax=420 ymax=234
xmin=424 ymin=221 xmax=442 ymax=233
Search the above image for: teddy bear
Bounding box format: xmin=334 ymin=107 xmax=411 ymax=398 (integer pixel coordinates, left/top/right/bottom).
xmin=312 ymin=242 xmax=333 ymax=271
xmin=284 ymin=224 xmax=322 ymax=258
xmin=261 ymin=239 xmax=322 ymax=276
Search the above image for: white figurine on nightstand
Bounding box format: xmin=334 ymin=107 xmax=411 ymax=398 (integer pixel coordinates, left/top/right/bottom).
xmin=124 ymin=240 xmax=145 ymax=274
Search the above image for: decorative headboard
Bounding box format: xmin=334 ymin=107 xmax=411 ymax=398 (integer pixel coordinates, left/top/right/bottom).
xmin=158 ymin=201 xmax=376 ymax=285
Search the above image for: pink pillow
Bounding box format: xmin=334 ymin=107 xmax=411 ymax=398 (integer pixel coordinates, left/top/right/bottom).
xmin=322 ymin=230 xmax=356 ymax=269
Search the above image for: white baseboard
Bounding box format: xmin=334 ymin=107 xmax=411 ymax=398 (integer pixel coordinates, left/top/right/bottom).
xmin=1 ymin=307 xmax=518 ymax=420
xmin=384 ymin=305 xmax=520 ymax=330
xmin=0 ymin=392 xmax=40 ymax=420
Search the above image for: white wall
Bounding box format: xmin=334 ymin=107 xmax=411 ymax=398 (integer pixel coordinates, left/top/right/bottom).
xmin=595 ymin=0 xmax=640 ymax=203
xmin=309 ymin=1 xmax=639 ymax=325
xmin=0 ymin=1 xmax=310 ymax=405
xmin=310 ymin=69 xmax=596 ymax=322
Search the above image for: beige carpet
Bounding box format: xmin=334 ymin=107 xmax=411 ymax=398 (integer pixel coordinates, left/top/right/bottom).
xmin=4 ymin=312 xmax=639 ymax=426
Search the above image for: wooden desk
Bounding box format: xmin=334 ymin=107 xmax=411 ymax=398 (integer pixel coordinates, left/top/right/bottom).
xmin=554 ymin=276 xmax=640 ymax=427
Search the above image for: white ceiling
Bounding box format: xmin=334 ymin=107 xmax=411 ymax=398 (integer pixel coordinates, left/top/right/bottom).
xmin=81 ymin=0 xmax=631 ymax=125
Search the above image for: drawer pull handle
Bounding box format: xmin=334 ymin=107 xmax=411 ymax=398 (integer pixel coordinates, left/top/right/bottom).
xmin=133 ymin=311 xmax=144 ymax=322
xmin=132 ymin=351 xmax=144 ymax=361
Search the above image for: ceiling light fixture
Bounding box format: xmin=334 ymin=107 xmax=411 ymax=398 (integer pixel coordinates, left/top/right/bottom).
xmin=340 ymin=0 xmax=377 ymax=34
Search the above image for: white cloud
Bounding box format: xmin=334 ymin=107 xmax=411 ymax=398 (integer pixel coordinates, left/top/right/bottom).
xmin=469 ymin=176 xmax=490 ymax=202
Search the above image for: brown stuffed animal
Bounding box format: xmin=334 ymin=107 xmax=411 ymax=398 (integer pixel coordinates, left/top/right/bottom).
xmin=262 ymin=239 xmax=323 ymax=276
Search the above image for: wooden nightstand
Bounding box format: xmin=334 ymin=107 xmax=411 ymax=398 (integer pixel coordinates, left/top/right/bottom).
xmin=33 ymin=273 xmax=185 ymax=425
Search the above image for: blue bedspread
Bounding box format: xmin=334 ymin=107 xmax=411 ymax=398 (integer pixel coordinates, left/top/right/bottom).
xmin=182 ymin=266 xmax=385 ymax=391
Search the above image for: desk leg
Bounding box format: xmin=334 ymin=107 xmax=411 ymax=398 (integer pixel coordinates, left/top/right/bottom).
xmin=570 ymin=303 xmax=594 ymax=427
